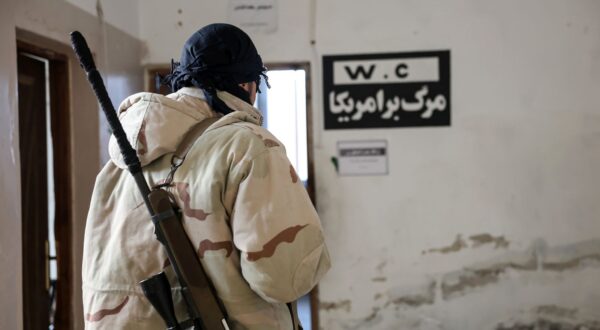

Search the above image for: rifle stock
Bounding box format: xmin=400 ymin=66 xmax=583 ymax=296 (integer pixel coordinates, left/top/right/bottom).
xmin=148 ymin=190 xmax=228 ymax=330
xmin=140 ymin=272 xmax=180 ymax=329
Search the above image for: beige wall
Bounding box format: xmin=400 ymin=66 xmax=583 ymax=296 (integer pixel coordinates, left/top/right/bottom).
xmin=0 ymin=0 xmax=23 ymax=329
xmin=0 ymin=0 xmax=143 ymax=328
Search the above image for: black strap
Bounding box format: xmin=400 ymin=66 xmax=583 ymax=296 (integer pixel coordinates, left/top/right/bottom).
xmin=153 ymin=117 xmax=220 ymax=189
xmin=287 ymin=301 xmax=302 ymax=330
xmin=151 ymin=209 xmax=177 ymax=225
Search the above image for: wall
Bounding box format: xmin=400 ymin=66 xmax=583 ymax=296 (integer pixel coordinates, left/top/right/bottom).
xmin=64 ymin=0 xmax=140 ymax=38
xmin=138 ymin=1 xmax=600 ymax=329
xmin=60 ymin=0 xmax=144 ymax=164
xmin=0 ymin=0 xmax=144 ymax=328
xmin=314 ymin=1 xmax=600 ymax=329
xmin=0 ymin=0 xmax=23 ymax=329
xmin=139 ymin=0 xmax=313 ymax=65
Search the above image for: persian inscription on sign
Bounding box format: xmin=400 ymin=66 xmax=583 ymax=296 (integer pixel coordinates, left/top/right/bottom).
xmin=228 ymin=0 xmax=277 ymax=33
xmin=323 ymin=51 xmax=451 ymax=129
xmin=337 ymin=140 xmax=388 ymax=176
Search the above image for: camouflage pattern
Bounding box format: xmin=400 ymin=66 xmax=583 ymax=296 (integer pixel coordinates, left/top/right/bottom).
xmin=82 ymin=87 xmax=331 ymax=329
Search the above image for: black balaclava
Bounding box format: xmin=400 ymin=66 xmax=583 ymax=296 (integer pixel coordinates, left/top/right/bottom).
xmin=162 ymin=23 xmax=269 ymax=115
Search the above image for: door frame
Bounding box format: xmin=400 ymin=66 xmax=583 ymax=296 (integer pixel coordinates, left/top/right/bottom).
xmin=263 ymin=62 xmax=319 ymax=330
xmin=264 ymin=62 xmax=316 ymax=204
xmin=17 ymin=38 xmax=72 ymax=330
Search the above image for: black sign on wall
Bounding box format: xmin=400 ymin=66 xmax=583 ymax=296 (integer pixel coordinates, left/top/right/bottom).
xmin=323 ymin=50 xmax=450 ymax=129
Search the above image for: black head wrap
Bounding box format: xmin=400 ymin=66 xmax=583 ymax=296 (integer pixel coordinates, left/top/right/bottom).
xmin=161 ymin=23 xmax=269 ymax=114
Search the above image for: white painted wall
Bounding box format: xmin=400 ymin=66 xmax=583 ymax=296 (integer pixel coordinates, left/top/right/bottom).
xmin=315 ymin=1 xmax=600 ymax=329
xmin=140 ymin=0 xmax=600 ymax=329
xmin=64 ymin=0 xmax=140 ymax=38
xmin=139 ymin=0 xmax=312 ymax=64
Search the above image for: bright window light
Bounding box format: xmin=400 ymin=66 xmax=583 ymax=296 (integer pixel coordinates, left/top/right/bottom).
xmin=257 ymin=69 xmax=308 ymax=182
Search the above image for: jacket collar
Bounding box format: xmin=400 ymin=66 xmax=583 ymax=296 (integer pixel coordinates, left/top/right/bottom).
xmin=176 ymin=87 xmax=207 ymax=100
xmin=217 ymin=90 xmax=263 ymax=126
xmin=176 ymin=87 xmax=263 ymax=126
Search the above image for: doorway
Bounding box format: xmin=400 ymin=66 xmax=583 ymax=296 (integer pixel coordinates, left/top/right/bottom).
xmin=255 ymin=63 xmax=318 ymax=330
xmin=17 ymin=40 xmax=72 ymax=330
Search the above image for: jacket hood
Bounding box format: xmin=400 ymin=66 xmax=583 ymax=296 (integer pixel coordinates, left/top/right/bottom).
xmin=108 ymin=87 xmax=262 ymax=169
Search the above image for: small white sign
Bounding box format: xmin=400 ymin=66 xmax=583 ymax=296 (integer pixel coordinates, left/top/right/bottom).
xmin=337 ymin=140 xmax=388 ymax=176
xmin=228 ymin=0 xmax=278 ymax=34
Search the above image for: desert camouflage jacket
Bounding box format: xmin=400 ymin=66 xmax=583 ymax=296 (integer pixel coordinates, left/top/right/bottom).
xmin=82 ymin=87 xmax=331 ymax=329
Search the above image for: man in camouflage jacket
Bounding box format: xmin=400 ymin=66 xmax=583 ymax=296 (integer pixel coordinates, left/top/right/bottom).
xmin=82 ymin=24 xmax=330 ymax=329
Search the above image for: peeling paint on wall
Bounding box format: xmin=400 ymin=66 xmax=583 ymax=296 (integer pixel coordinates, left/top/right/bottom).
xmin=329 ymin=280 xmax=438 ymax=329
xmin=336 ymin=307 xmax=445 ymax=330
xmin=496 ymin=319 xmax=600 ymax=330
xmin=386 ymin=280 xmax=436 ymax=307
xmin=320 ymin=300 xmax=351 ymax=312
xmin=364 ymin=307 xmax=380 ymax=322
xmin=423 ymin=233 xmax=510 ymax=255
xmin=542 ymin=240 xmax=600 ymax=271
xmin=423 ymin=234 xmax=468 ymax=254
xmin=440 ymin=238 xmax=600 ymax=300
xmin=376 ymin=261 xmax=387 ymax=272
xmin=534 ymin=305 xmax=578 ymax=319
xmin=543 ymin=254 xmax=600 ymax=271
xmin=338 ymin=306 xmax=384 ymax=330
xmin=495 ymin=304 xmax=599 ymax=330
xmin=349 ymin=238 xmax=600 ymax=320
xmin=322 ymin=238 xmax=600 ymax=329
xmin=441 ymin=250 xmax=537 ymax=300
xmin=469 ymin=233 xmax=510 ymax=248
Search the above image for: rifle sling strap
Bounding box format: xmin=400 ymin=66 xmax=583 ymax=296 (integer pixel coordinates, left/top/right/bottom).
xmin=174 ymin=116 xmax=221 ymax=164
xmin=155 ymin=116 xmax=220 ymax=189
xmin=288 ymin=301 xmax=302 ymax=330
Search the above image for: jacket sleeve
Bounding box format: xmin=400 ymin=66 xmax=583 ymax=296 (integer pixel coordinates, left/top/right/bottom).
xmin=231 ymin=147 xmax=331 ymax=303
